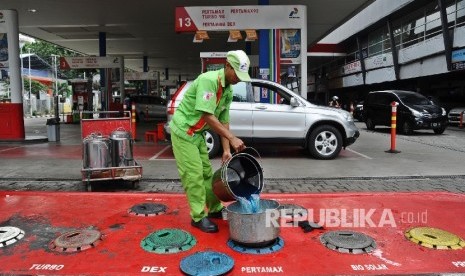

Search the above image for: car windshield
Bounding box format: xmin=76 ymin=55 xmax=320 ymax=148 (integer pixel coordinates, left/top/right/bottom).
xmin=398 ymin=93 xmax=431 ymax=105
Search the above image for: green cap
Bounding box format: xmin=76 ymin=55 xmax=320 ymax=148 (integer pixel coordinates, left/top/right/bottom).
xmin=226 ymin=50 xmax=251 ymax=82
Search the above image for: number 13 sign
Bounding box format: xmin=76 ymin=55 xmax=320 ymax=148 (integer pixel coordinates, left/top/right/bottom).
xmin=175 ymin=7 xmax=198 ymax=32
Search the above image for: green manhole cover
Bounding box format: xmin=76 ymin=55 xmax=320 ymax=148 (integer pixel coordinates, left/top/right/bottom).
xmin=141 ymin=228 xmax=196 ymax=254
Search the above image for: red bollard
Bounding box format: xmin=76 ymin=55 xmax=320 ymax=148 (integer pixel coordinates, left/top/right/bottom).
xmin=460 ymin=111 xmax=464 ymax=129
xmin=386 ymin=101 xmax=401 ymax=153
xmin=157 ymin=122 xmax=166 ymax=141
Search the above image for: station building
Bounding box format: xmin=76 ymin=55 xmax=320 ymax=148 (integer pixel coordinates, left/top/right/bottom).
xmin=308 ymin=0 xmax=465 ymax=111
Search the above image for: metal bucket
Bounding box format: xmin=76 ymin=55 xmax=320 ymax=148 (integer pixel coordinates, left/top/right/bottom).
xmin=227 ymin=199 xmax=280 ymax=246
xmin=83 ymin=134 xmax=111 ymax=169
xmin=212 ymin=149 xmax=263 ymax=202
xmin=110 ymin=129 xmax=134 ymax=167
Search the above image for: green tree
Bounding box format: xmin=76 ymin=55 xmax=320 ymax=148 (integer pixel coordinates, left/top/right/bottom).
xmin=31 ymin=80 xmax=47 ymax=95
xmin=56 ymin=82 xmax=71 ymax=97
xmin=0 ymin=77 xmax=10 ymax=100
xmin=22 ymin=77 xmax=47 ymax=97
xmin=22 ymin=40 xmax=97 ymax=80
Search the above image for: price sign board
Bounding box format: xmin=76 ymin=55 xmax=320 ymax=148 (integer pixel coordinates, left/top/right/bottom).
xmin=60 ymin=56 xmax=122 ymax=69
xmin=175 ymin=6 xmax=304 ymax=32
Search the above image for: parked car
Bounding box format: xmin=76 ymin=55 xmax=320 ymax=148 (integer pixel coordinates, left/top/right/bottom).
xmin=129 ymin=95 xmax=167 ymax=121
xmin=165 ymin=79 xmax=360 ymax=160
xmin=447 ymin=107 xmax=465 ymax=126
xmin=353 ymin=101 xmax=364 ymax=122
xmin=363 ymin=90 xmax=447 ymax=135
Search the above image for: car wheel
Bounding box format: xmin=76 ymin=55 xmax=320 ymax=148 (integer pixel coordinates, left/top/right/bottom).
xmin=433 ymin=126 xmax=446 ymax=134
xmin=204 ymin=130 xmax=220 ymax=158
xmin=365 ymin=118 xmax=375 ymax=130
xmin=402 ymin=121 xmax=413 ymax=135
xmin=307 ymin=125 xmax=342 ymax=160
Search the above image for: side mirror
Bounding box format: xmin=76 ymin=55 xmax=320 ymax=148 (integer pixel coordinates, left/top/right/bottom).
xmin=290 ymin=97 xmax=299 ymax=107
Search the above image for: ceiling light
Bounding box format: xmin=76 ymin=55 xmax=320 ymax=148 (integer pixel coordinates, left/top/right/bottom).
xmin=228 ymin=30 xmax=242 ymax=42
xmin=193 ymin=30 xmax=209 ymax=43
xmin=27 ymin=9 xmax=37 ymax=13
xmin=245 ymin=30 xmax=257 ymax=41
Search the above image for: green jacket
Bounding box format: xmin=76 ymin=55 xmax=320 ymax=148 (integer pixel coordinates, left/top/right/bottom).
xmin=169 ymin=68 xmax=233 ymax=142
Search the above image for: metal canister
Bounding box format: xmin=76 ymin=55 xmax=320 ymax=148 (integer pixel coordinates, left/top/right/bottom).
xmin=109 ymin=130 xmax=134 ymax=167
xmin=82 ymin=135 xmax=111 ymax=169
xmin=226 ymin=199 xmax=280 ymax=246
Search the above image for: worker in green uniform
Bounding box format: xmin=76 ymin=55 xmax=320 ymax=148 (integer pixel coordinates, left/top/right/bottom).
xmin=169 ymin=50 xmax=250 ymax=233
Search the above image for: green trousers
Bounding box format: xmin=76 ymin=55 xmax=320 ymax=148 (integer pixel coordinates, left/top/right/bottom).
xmin=171 ymin=132 xmax=223 ymax=222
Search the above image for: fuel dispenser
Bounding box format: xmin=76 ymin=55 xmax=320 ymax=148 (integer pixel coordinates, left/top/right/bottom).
xmin=200 ymin=52 xmax=227 ymax=73
xmin=69 ymin=79 xmax=93 ymax=123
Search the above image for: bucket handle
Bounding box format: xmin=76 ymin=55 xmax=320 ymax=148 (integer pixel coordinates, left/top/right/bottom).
xmin=233 ymin=146 xmax=263 ymax=172
xmin=91 ymin=132 xmax=104 ymax=138
xmin=234 ymin=147 xmax=262 ymax=163
xmin=115 ymin=127 xmax=127 ymax=132
xmin=83 ymin=132 xmax=102 ymax=143
xmin=234 ymin=147 xmax=261 ymax=159
xmin=220 ymin=147 xmax=263 ymax=181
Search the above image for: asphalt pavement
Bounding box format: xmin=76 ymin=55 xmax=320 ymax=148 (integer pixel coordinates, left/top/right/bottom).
xmin=1 ymin=117 xmax=464 ymax=194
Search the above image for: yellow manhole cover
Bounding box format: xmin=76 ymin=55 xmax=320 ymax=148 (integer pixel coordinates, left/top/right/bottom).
xmin=405 ymin=227 xmax=465 ymax=250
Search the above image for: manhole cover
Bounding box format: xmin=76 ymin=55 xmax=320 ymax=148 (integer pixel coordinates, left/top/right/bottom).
xmin=141 ymin=228 xmax=196 ymax=254
xmin=49 ymin=229 xmax=102 ymax=252
xmin=320 ymin=230 xmax=376 ymax=254
xmin=0 ymin=226 xmax=25 ymax=248
xmin=227 ymin=237 xmax=284 ymax=255
xmin=278 ymin=204 xmax=308 ymax=219
xmin=180 ymin=251 xmax=234 ymax=276
xmin=405 ymin=227 xmax=465 ymax=250
xmin=128 ymin=203 xmax=167 ymax=216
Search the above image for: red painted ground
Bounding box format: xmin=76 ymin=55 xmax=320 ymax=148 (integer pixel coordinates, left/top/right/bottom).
xmin=1 ymin=191 xmax=465 ymax=275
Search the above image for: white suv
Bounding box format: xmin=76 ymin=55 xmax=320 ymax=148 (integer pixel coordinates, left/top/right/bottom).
xmin=448 ymin=107 xmax=465 ymax=126
xmin=165 ymin=79 xmax=359 ymax=160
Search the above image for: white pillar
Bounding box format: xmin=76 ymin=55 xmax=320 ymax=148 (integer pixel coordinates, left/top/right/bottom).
xmin=1 ymin=10 xmax=22 ymax=104
xmin=28 ymin=48 xmax=32 ymax=115
xmin=0 ymin=9 xmax=25 ymax=139
xmin=300 ymin=6 xmax=307 ymax=99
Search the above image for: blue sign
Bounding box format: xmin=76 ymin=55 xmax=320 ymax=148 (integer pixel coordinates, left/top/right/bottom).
xmin=452 ymin=48 xmax=465 ymax=70
xmin=452 ymin=48 xmax=465 ymax=62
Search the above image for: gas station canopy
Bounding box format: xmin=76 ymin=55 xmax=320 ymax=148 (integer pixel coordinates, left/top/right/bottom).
xmin=0 ymin=0 xmax=371 ymax=79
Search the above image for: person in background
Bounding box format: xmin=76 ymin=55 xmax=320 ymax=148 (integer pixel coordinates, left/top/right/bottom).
xmin=169 ymin=50 xmax=250 ymax=233
xmin=329 ymin=96 xmax=341 ymax=108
